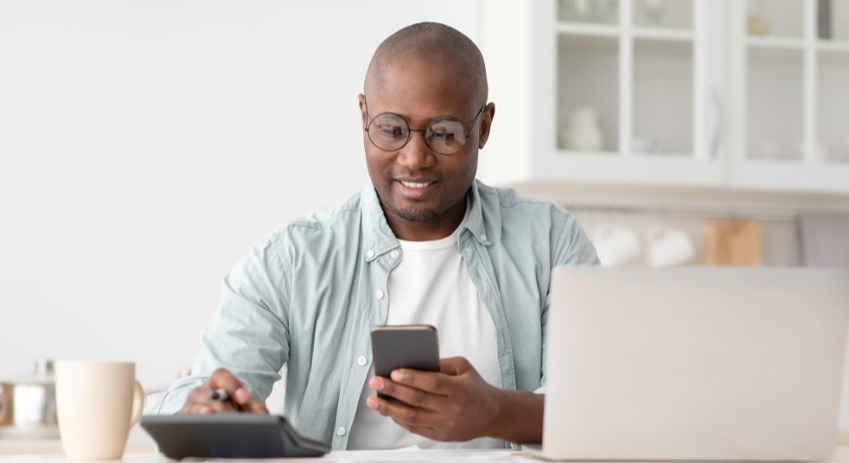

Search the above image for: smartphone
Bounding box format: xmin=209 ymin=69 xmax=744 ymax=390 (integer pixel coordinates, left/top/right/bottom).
xmin=370 ymin=324 xmax=440 ymax=402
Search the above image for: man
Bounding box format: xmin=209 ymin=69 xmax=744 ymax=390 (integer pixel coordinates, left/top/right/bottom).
xmin=145 ymin=22 xmax=598 ymax=450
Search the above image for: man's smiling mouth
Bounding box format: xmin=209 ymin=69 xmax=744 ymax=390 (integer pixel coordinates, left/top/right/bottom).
xmin=400 ymin=180 xmax=432 ymax=189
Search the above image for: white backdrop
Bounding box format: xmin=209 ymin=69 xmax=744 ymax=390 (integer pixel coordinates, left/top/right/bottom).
xmin=0 ymin=0 xmax=483 ymax=391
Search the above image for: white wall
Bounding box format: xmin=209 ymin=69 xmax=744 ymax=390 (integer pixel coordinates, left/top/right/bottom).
xmin=0 ymin=0 xmax=481 ymax=391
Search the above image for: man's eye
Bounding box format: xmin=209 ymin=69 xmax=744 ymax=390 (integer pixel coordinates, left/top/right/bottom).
xmin=376 ymin=125 xmax=405 ymax=138
xmin=430 ymin=124 xmax=460 ymax=141
xmin=430 ymin=132 xmax=457 ymax=142
xmin=431 ymin=122 xmax=462 ymax=137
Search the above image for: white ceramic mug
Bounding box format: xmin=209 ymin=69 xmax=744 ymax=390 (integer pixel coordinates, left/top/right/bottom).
xmin=645 ymin=224 xmax=696 ymax=266
xmin=55 ymin=361 xmax=144 ymax=460
xmin=591 ymin=223 xmax=642 ymax=266
xmin=561 ymin=107 xmax=604 ymax=151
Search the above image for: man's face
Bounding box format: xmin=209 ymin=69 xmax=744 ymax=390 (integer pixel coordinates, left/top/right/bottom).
xmin=359 ymin=57 xmax=492 ymax=234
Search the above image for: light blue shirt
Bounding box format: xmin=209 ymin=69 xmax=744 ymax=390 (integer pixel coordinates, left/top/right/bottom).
xmin=144 ymin=179 xmax=599 ymax=449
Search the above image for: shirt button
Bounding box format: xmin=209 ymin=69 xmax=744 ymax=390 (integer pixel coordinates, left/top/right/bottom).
xmin=366 ymin=250 xmax=375 ymax=258
xmin=389 ymin=250 xmax=399 ymax=259
xmin=375 ymin=290 xmax=385 ymax=300
xmin=356 ymin=356 xmax=367 ymax=366
xmin=336 ymin=426 xmax=346 ymax=436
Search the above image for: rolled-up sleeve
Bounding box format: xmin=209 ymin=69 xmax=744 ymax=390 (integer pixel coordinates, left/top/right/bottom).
xmin=144 ymin=235 xmax=291 ymax=414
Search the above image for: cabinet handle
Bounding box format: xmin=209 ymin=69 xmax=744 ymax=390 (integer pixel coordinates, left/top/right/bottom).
xmin=708 ymin=86 xmax=722 ymax=159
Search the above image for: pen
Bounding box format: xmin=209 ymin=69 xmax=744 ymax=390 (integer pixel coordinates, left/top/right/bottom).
xmin=211 ymin=388 xmax=229 ymax=401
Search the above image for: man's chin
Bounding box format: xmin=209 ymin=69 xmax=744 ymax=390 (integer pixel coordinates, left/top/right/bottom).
xmin=392 ymin=207 xmax=441 ymax=223
xmin=384 ymin=199 xmax=442 ymax=223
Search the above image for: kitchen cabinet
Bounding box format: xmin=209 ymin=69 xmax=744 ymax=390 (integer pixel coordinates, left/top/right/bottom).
xmin=728 ymin=0 xmax=849 ymax=191
xmin=479 ymin=0 xmax=849 ymax=193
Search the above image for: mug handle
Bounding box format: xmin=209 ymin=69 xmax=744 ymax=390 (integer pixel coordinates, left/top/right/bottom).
xmin=129 ymin=380 xmax=145 ymax=427
xmin=0 ymin=384 xmax=7 ymax=423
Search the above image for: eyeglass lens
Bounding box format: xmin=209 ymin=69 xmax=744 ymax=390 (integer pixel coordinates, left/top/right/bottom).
xmin=368 ymin=113 xmax=469 ymax=155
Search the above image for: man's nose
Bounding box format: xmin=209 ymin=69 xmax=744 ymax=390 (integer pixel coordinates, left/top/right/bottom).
xmin=397 ymin=129 xmax=435 ymax=170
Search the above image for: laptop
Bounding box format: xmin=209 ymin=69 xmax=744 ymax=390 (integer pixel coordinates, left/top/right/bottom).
xmin=539 ymin=266 xmax=849 ymax=461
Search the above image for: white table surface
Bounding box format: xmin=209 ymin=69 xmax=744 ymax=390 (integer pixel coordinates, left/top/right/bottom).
xmin=2 ymin=431 xmax=849 ymax=463
xmin=1 ymin=448 xmax=849 ymax=463
xmin=0 ymin=424 xmax=154 ymax=456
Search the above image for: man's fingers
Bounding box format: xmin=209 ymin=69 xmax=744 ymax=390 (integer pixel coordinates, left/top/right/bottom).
xmin=179 ymin=368 xmax=267 ymax=414
xmin=181 ymin=385 xmax=241 ymax=414
xmin=386 ymin=369 xmax=447 ymax=397
xmin=391 ymin=418 xmax=439 ymax=439
xmin=207 ymin=368 xmax=245 ymax=395
xmin=437 ymin=356 xmax=472 ymax=376
xmin=367 ymin=394 xmax=439 ymax=429
xmin=373 ymin=396 xmax=459 ymax=442
xmin=368 ymin=357 xmax=501 ymax=442
xmin=385 ymin=356 xmax=473 ymax=395
xmin=207 ymin=369 xmax=269 ymax=412
xmin=182 ymin=386 xmax=215 ymax=412
xmin=234 ymin=387 xmax=269 ymax=413
xmin=370 ymin=377 xmax=433 ymax=408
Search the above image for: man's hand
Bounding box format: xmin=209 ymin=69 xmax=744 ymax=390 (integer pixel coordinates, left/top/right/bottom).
xmin=179 ymin=368 xmax=269 ymax=414
xmin=366 ymin=356 xmax=543 ymax=443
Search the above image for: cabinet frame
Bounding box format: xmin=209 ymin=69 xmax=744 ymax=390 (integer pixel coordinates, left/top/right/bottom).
xmin=728 ymin=0 xmax=849 ymax=192
xmin=480 ymin=0 xmax=849 ymax=194
xmin=528 ymin=0 xmax=725 ymax=187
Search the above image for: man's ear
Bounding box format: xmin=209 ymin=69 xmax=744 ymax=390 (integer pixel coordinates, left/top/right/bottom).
xmin=358 ymin=94 xmax=367 ymax=128
xmin=477 ymin=103 xmax=495 ymax=149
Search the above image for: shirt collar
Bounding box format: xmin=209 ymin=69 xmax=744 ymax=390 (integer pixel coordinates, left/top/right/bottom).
xmin=361 ymin=183 xmax=398 ymax=262
xmin=463 ymin=180 xmax=490 ymax=246
xmin=360 ymin=179 xmax=490 ymax=262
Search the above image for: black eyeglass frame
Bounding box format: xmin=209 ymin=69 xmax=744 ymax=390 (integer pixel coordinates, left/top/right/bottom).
xmin=362 ymin=96 xmax=487 ymax=156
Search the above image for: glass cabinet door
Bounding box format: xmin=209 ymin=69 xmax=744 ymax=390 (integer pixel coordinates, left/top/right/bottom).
xmin=743 ymin=0 xmax=806 ymax=162
xmin=632 ymin=38 xmax=693 ymax=157
xmin=557 ymin=34 xmax=620 ymax=153
xmin=741 ymin=0 xmax=849 ymax=166
xmin=555 ymin=0 xmax=701 ymax=159
xmin=817 ymin=50 xmax=849 ymax=164
xmin=556 ymin=1 xmax=621 ymax=154
xmin=817 ymin=0 xmax=849 ymax=165
xmin=745 ymin=47 xmax=804 ymax=162
xmin=558 ymin=0 xmax=620 ymax=24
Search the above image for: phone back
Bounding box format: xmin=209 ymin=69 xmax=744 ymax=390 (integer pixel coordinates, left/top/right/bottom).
xmin=371 ymin=325 xmax=439 ymax=377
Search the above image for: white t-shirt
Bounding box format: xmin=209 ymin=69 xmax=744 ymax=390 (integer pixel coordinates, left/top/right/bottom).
xmin=346 ymin=212 xmax=502 ymax=449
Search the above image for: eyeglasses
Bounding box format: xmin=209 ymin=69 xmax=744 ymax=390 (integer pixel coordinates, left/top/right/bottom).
xmin=363 ymin=97 xmax=486 ymax=155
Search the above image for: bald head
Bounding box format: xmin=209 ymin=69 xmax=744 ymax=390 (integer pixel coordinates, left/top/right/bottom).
xmin=364 ymin=22 xmax=488 ymax=107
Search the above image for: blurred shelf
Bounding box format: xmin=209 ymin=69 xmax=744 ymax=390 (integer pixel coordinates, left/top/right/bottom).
xmin=633 ymin=27 xmax=695 ymax=41
xmin=746 ymin=36 xmax=805 ymax=50
xmin=817 ymin=40 xmax=849 ymax=53
xmin=556 ymin=22 xmax=620 ymax=37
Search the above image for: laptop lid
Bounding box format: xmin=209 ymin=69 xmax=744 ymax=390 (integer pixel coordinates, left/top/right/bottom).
xmin=543 ymin=266 xmax=849 ymax=461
